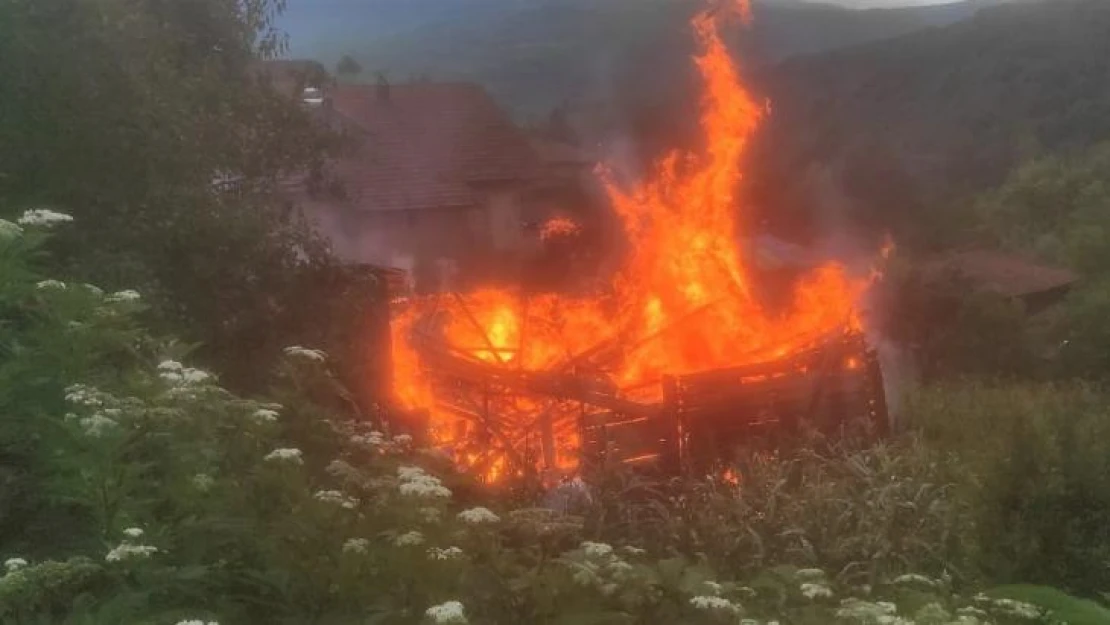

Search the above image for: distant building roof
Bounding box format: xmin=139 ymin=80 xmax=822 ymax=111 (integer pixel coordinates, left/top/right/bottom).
xmin=529 ymin=138 xmax=596 ymax=167
xmin=315 ymin=82 xmax=541 ymax=212
xmin=922 ymin=248 xmax=1077 ymax=299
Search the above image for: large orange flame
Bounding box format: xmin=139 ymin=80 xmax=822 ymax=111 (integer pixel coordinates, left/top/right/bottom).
xmin=389 ymin=0 xmax=877 ymax=480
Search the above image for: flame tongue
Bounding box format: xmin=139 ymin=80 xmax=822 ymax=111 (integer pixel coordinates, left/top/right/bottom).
xmin=390 ymin=0 xmax=871 ymax=480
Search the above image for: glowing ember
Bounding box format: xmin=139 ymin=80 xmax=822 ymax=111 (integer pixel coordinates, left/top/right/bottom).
xmin=539 ymin=216 xmax=582 ymax=241
xmin=389 ymin=0 xmax=883 ymax=480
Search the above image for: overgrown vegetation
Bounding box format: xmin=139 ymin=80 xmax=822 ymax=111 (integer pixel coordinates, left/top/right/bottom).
xmin=3 ymin=0 xmax=1110 ymax=623
xmin=4 ymin=217 xmax=1106 ymax=624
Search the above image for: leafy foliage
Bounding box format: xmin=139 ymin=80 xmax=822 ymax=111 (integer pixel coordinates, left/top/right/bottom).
xmin=4 ymin=216 xmax=1095 ymax=624
xmin=0 ymin=0 xmax=349 ymax=390
xmin=906 ymin=381 xmax=1110 ymax=595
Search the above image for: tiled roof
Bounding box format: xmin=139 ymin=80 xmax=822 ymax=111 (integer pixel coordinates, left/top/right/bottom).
xmin=322 ymin=82 xmax=541 ymax=212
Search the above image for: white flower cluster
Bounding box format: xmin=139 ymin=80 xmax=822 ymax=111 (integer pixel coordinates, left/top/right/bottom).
xmin=456 ymin=507 xmax=500 ymax=525
xmin=581 ymin=541 xmax=613 ymax=559
xmin=105 ymin=527 xmax=158 ymax=563
xmin=690 ymin=595 xmax=742 ymax=613
xmin=425 ymin=600 xmax=467 ymax=624
xmin=174 ymin=620 xmax=219 ymax=625
xmin=67 ymin=412 xmax=119 ymax=437
xmin=105 ymin=543 xmax=158 ymax=562
xmin=314 ymin=489 xmax=359 ymax=509
xmin=63 ymin=385 xmax=128 ymax=436
xmin=836 ymin=599 xmax=910 ymax=625
xmin=419 ymin=507 xmax=442 ymax=523
xmin=105 ymin=289 xmax=141 ymax=303
xmin=800 ymin=582 xmax=834 ymax=600
xmin=394 ymin=530 xmax=425 ymax=547
xmin=158 ymin=360 xmax=211 ymax=386
xmin=283 ymin=345 xmax=327 ymax=362
xmin=568 ymin=541 xmax=637 ymax=593
xmin=4 ymin=558 xmax=28 ymax=573
xmin=192 ymin=473 xmax=215 ymax=492
xmin=974 ymin=594 xmax=1044 ymax=620
xmin=36 ymin=279 xmax=66 ymax=290
xmin=0 ymin=219 xmax=23 ymax=240
xmin=892 ymin=573 xmax=940 ymax=589
xmin=18 ymin=209 xmax=73 ymax=227
xmin=250 ymin=408 xmax=280 ymax=424
xmin=343 ymin=538 xmax=369 ymax=554
xmin=351 ymin=430 xmax=386 ymax=448
xmin=428 ymin=546 xmax=464 ymax=561
xmin=264 ymin=448 xmax=303 ymax=464
xmin=65 ymin=384 xmax=109 ymax=408
xmin=397 ymin=466 xmax=451 ymax=499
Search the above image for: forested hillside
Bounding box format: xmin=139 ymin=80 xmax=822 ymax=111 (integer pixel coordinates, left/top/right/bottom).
xmin=278 ymin=0 xmax=1011 ymax=116
xmin=745 ymin=0 xmax=1110 ymax=244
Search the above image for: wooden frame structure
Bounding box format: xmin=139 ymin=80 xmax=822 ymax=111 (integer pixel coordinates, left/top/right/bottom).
xmin=396 ymin=293 xmax=888 ymax=481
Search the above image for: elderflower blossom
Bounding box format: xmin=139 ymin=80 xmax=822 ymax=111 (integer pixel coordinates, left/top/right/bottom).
xmin=425 ymin=600 xmax=467 ymax=624
xmin=65 ymin=384 xmax=107 ymax=407
xmin=915 ymin=602 xmax=952 ymax=623
xmin=105 ymin=543 xmax=158 ymax=562
xmin=800 ymin=582 xmax=834 ymax=599
xmin=428 ymin=546 xmax=464 ymax=561
xmin=419 ymin=507 xmax=442 ymax=523
xmin=79 ymin=413 xmax=119 ymax=437
xmin=105 ymin=289 xmax=141 ymax=303
xmin=988 ymin=597 xmax=1043 ymax=620
xmin=343 ymin=538 xmax=369 ymax=554
xmin=157 ymin=360 xmax=210 ymax=386
xmin=836 ymin=599 xmax=900 ymax=622
xmin=457 ymin=507 xmax=500 ymax=525
xmin=36 ymin=280 xmax=66 ymax=290
xmin=702 ymin=581 xmax=723 ymax=595
xmin=581 ymin=541 xmax=614 ymax=559
xmin=351 ymin=431 xmax=385 ymax=447
xmin=621 ymin=546 xmax=646 ymax=556
xmin=394 ymin=531 xmax=425 ymax=547
xmin=18 ymin=209 xmax=73 ymax=227
xmin=174 ymin=620 xmax=219 ymax=625
xmin=264 ymin=448 xmax=303 ymax=464
xmin=283 ymin=345 xmax=326 ymax=362
xmin=122 ymin=527 xmax=144 ymax=538
xmin=314 ymin=489 xmax=359 ymax=509
xmin=893 ymin=573 xmax=939 ymax=588
xmin=397 ymin=466 xmax=451 ymax=499
xmin=957 ymin=606 xmax=990 ymax=621
xmin=0 ymin=219 xmax=23 ymax=240
xmin=4 ymin=558 xmax=28 ymax=573
xmin=250 ymin=408 xmax=279 ymax=423
xmin=689 ymin=596 xmax=741 ymax=613
xmin=192 ymin=473 xmax=214 ymax=491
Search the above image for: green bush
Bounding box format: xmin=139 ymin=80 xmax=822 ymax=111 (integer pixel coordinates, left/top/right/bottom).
xmin=905 ymin=381 xmax=1110 ymax=595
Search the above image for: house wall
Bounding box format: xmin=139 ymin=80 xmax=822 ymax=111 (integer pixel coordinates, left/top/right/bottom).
xmin=304 ymin=184 xmax=548 ymax=291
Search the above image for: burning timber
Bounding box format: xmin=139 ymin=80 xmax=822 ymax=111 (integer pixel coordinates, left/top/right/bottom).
xmin=394 ymin=294 xmax=888 ymax=481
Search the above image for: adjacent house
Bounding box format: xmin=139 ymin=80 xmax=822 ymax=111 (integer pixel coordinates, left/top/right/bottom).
xmin=268 ymin=69 xmax=595 ymax=293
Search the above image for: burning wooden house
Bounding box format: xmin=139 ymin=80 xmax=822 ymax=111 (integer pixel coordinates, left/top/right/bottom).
xmin=384 ymin=0 xmax=890 ymax=484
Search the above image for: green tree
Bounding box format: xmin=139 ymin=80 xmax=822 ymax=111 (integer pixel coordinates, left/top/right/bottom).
xmin=0 ymin=0 xmax=350 ymax=389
